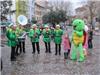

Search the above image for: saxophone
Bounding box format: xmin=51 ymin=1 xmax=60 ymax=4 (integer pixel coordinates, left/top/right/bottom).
xmin=33 ymin=28 xmax=37 ymax=38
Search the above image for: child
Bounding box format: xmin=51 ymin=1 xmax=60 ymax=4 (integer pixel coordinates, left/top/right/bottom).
xmin=63 ymin=32 xmax=71 ymax=60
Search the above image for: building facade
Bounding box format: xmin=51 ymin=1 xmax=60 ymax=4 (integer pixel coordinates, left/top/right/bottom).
xmin=34 ymin=0 xmax=50 ymax=20
xmin=27 ymin=0 xmax=35 ymax=22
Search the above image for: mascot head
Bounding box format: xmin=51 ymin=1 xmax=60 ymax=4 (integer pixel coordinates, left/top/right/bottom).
xmin=72 ymin=19 xmax=85 ymax=31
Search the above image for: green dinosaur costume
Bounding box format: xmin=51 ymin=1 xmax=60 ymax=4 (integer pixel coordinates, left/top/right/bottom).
xmin=71 ymin=19 xmax=85 ymax=62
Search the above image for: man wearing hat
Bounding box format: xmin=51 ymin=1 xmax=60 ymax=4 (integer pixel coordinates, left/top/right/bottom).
xmin=6 ymin=24 xmax=17 ymax=61
xmin=42 ymin=25 xmax=51 ymax=53
xmin=54 ymin=25 xmax=63 ymax=55
xmin=29 ymin=24 xmax=40 ymax=54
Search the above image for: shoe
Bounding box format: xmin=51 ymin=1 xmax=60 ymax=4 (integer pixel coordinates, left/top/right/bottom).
xmin=49 ymin=51 xmax=51 ymax=53
xmin=23 ymin=51 xmax=25 ymax=53
xmin=15 ymin=53 xmax=19 ymax=56
xmin=55 ymin=53 xmax=57 ymax=55
xmin=38 ymin=52 xmax=40 ymax=54
xmin=11 ymin=57 xmax=16 ymax=61
xmin=59 ymin=53 xmax=61 ymax=55
xmin=32 ymin=52 xmax=35 ymax=54
xmin=45 ymin=51 xmax=48 ymax=53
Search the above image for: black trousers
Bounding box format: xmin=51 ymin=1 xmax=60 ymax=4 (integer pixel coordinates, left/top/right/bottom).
xmin=16 ymin=41 xmax=25 ymax=54
xmin=44 ymin=42 xmax=51 ymax=53
xmin=22 ymin=41 xmax=25 ymax=53
xmin=88 ymin=39 xmax=93 ymax=49
xmin=64 ymin=49 xmax=70 ymax=59
xmin=55 ymin=44 xmax=61 ymax=55
xmin=1 ymin=59 xmax=3 ymax=70
xmin=11 ymin=46 xmax=16 ymax=60
xmin=32 ymin=42 xmax=40 ymax=54
xmin=16 ymin=41 xmax=22 ymax=54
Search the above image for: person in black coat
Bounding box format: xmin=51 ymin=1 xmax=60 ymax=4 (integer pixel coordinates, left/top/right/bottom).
xmin=88 ymin=27 xmax=93 ymax=49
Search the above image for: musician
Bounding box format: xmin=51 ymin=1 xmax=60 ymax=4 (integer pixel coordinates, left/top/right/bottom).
xmin=15 ymin=25 xmax=26 ymax=55
xmin=42 ymin=25 xmax=51 ymax=53
xmin=54 ymin=25 xmax=63 ymax=55
xmin=6 ymin=24 xmax=17 ymax=61
xmin=19 ymin=25 xmax=26 ymax=53
xmin=29 ymin=24 xmax=40 ymax=54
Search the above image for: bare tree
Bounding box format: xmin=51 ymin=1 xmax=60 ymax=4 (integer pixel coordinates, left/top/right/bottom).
xmin=48 ymin=0 xmax=72 ymax=16
xmin=85 ymin=0 xmax=96 ymax=29
xmin=0 ymin=0 xmax=15 ymax=20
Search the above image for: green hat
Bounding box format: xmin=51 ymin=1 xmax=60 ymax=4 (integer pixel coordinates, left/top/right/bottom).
xmin=31 ymin=24 xmax=37 ymax=28
xmin=32 ymin=24 xmax=37 ymax=26
xmin=44 ymin=25 xmax=49 ymax=28
xmin=44 ymin=24 xmax=49 ymax=27
xmin=56 ymin=24 xmax=60 ymax=27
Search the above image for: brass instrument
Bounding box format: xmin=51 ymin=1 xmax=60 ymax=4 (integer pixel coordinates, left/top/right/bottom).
xmin=18 ymin=32 xmax=27 ymax=41
xmin=33 ymin=28 xmax=37 ymax=38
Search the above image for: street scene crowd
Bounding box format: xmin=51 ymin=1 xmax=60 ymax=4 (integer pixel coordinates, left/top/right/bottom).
xmin=5 ymin=20 xmax=94 ymax=62
xmin=1 ymin=0 xmax=100 ymax=75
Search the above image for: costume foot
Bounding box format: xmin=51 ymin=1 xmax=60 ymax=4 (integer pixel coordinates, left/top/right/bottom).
xmin=70 ymin=57 xmax=77 ymax=61
xmin=77 ymin=59 xmax=84 ymax=62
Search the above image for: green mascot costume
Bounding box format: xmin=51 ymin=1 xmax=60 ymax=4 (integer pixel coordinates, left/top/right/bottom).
xmin=70 ymin=19 xmax=85 ymax=62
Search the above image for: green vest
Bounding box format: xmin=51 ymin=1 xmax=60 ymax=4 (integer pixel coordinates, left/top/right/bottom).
xmin=42 ymin=29 xmax=51 ymax=42
xmin=54 ymin=29 xmax=63 ymax=44
xmin=6 ymin=27 xmax=12 ymax=40
xmin=29 ymin=28 xmax=40 ymax=42
xmin=6 ymin=29 xmax=17 ymax=47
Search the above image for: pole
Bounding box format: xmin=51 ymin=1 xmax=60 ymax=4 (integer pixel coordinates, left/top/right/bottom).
xmin=16 ymin=0 xmax=19 ymax=25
